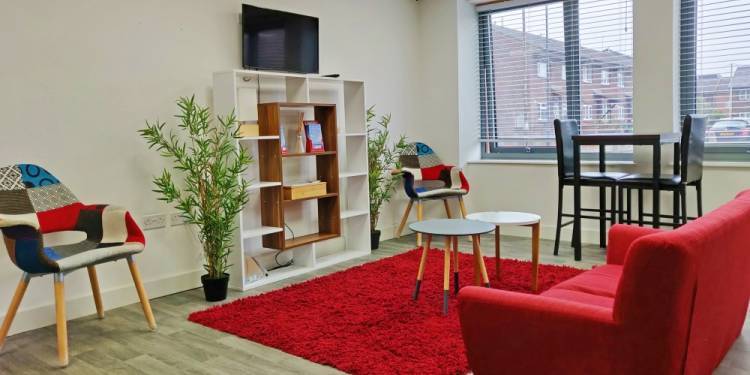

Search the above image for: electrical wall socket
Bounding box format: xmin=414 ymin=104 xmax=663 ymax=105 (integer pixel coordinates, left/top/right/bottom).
xmin=141 ymin=214 xmax=167 ymax=230
xmin=170 ymin=212 xmax=189 ymax=226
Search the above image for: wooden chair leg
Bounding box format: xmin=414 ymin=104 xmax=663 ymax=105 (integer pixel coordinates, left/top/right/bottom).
xmin=54 ymin=273 xmax=68 ymax=367
xmin=87 ymin=266 xmax=104 ymax=319
xmin=458 ymin=197 xmax=468 ymax=218
xmin=530 ymin=223 xmax=540 ymax=293
xmin=471 ymin=235 xmax=490 ymax=288
xmin=413 ymin=234 xmax=432 ymax=300
xmin=495 ymin=226 xmax=501 ymax=281
xmin=443 ymin=199 xmax=452 ymax=218
xmin=0 ymin=273 xmax=31 ymax=351
xmin=126 ymin=257 xmax=157 ymax=331
xmin=452 ymin=236 xmax=459 ymax=295
xmin=443 ymin=236 xmax=451 ymax=315
xmin=395 ymin=200 xmax=413 ymax=238
xmin=416 ymin=200 xmax=424 ymax=248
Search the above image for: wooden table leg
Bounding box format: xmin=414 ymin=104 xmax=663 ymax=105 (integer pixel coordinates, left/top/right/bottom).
xmin=443 ymin=236 xmax=452 ymax=315
xmin=413 ymin=234 xmax=431 ymax=300
xmin=495 ymin=226 xmax=501 ymax=281
xmin=531 ymin=222 xmax=540 ymax=293
xmin=416 ymin=200 xmax=424 ymax=248
xmin=472 ymin=235 xmax=490 ymax=288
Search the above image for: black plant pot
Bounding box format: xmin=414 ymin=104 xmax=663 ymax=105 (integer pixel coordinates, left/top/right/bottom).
xmin=371 ymin=230 xmax=381 ymax=250
xmin=201 ymin=273 xmax=229 ymax=302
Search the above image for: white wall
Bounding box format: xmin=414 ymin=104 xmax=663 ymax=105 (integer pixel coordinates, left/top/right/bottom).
xmin=0 ymin=0 xmax=419 ymax=335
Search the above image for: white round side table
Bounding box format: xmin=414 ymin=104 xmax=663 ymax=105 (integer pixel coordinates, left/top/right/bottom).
xmin=466 ymin=211 xmax=542 ymax=292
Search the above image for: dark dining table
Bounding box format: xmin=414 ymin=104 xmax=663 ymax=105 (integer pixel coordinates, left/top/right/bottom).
xmin=571 ymin=132 xmax=681 ymax=261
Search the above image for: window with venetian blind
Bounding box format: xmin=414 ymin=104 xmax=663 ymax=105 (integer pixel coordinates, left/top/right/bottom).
xmin=479 ymin=0 xmax=633 ymax=159
xmin=681 ymin=0 xmax=750 ymax=160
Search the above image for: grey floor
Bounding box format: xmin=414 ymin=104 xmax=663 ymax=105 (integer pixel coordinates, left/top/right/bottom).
xmin=0 ymin=233 xmax=747 ymax=374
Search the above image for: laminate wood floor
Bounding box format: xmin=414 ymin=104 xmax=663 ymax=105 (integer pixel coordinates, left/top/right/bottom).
xmin=1 ymin=233 xmax=747 ymax=374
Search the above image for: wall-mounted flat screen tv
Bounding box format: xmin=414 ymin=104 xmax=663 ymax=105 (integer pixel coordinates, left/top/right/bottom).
xmin=242 ymin=4 xmax=319 ymax=74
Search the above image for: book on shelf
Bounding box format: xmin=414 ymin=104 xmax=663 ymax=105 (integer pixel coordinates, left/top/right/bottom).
xmin=304 ymin=121 xmax=325 ymax=153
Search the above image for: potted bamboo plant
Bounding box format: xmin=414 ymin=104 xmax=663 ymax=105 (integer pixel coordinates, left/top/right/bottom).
xmin=367 ymin=106 xmax=408 ymax=249
xmin=139 ymin=96 xmax=252 ymax=301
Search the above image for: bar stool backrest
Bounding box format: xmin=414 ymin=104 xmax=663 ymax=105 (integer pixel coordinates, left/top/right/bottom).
xmin=553 ymin=119 xmax=578 ymax=180
xmin=681 ymin=115 xmax=706 ymax=184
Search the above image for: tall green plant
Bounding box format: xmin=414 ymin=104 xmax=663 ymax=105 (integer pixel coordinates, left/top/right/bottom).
xmin=139 ymin=96 xmax=252 ymax=279
xmin=367 ymin=106 xmax=408 ymax=233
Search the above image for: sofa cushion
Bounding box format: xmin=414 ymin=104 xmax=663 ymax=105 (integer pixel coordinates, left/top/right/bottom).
xmin=541 ymin=288 xmax=615 ymax=309
xmin=550 ymin=264 xmax=623 ymax=298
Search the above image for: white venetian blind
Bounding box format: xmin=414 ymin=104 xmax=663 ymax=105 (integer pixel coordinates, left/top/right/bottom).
xmin=681 ymin=0 xmax=750 ymax=145
xmin=479 ymin=0 xmax=634 ymax=157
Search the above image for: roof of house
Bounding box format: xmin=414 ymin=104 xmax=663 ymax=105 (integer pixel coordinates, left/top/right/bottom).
xmin=492 ymin=25 xmax=632 ymax=68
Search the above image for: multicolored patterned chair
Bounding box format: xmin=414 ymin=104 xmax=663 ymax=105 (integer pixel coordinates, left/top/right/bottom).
xmin=394 ymin=142 xmax=470 ymax=246
xmin=0 ymin=164 xmax=155 ymax=367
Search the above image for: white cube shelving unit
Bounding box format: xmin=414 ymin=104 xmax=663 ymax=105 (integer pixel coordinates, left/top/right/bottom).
xmin=213 ymin=69 xmax=370 ymax=291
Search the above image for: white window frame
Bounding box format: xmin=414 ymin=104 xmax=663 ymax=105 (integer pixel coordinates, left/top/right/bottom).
xmin=537 ymin=103 xmax=547 ymax=121
xmin=537 ymin=62 xmax=548 ymax=78
xmin=738 ymin=89 xmax=750 ymax=101
xmin=561 ymin=65 xmax=566 ymax=80
xmin=601 ymin=70 xmax=610 ymax=85
xmin=582 ymin=105 xmax=593 ymax=120
xmin=617 ymin=70 xmax=624 ymax=88
xmin=514 ymin=113 xmax=527 ymax=129
xmin=582 ymin=65 xmax=592 ymax=83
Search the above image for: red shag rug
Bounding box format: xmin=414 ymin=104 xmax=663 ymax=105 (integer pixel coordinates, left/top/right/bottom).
xmin=188 ymin=248 xmax=584 ymax=374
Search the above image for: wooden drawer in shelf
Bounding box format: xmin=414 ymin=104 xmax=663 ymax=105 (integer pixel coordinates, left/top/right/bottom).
xmin=283 ymin=181 xmax=327 ymax=200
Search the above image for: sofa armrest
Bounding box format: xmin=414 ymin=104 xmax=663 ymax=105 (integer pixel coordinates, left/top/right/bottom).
xmin=606 ymin=224 xmax=662 ymax=265
xmin=458 ymin=286 xmax=617 ymax=374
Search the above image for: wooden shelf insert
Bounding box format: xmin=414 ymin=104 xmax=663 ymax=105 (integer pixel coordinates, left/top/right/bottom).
xmin=283 ymin=192 xmax=338 ymax=203
xmin=282 ymin=151 xmax=336 ymax=158
xmin=284 ymin=232 xmax=339 ymax=249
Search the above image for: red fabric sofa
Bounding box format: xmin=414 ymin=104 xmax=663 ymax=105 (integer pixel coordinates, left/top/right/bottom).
xmin=458 ymin=190 xmax=750 ymax=375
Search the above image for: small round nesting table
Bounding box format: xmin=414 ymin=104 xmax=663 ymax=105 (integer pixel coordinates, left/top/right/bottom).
xmin=466 ymin=211 xmax=541 ymax=292
xmin=409 ymin=219 xmax=495 ymax=315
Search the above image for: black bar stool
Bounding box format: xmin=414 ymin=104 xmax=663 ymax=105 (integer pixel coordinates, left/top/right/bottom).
xmin=618 ymin=115 xmax=706 ymax=226
xmin=553 ymin=119 xmax=626 ymax=255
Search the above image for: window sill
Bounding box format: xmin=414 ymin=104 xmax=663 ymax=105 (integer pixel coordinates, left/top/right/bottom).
xmin=470 ymin=160 xmax=750 ymax=168
xmin=703 ymin=161 xmax=750 ymax=168
xmin=467 ymin=159 xmax=635 ymax=166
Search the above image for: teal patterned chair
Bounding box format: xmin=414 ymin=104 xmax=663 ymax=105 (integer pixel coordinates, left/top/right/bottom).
xmin=0 ymin=164 xmax=155 ymax=367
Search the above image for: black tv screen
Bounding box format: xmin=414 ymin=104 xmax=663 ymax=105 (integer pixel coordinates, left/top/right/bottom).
xmin=242 ymin=5 xmax=319 ymax=74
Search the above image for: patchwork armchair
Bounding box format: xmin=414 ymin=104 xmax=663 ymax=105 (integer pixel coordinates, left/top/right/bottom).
xmin=395 ymin=142 xmax=470 ymax=246
xmin=0 ymin=164 xmax=155 ymax=367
